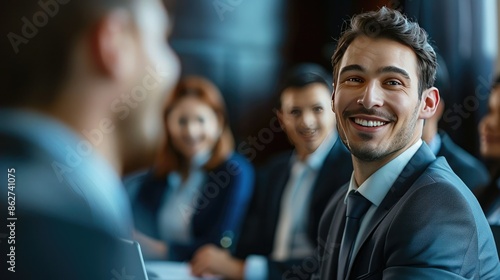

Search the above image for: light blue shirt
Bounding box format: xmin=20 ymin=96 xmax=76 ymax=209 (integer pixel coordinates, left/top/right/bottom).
xmin=157 ymin=152 xmax=211 ymax=245
xmin=345 ymin=139 xmax=423 ymax=265
xmin=0 ymin=109 xmax=133 ymax=237
xmin=245 ymin=131 xmax=338 ymax=280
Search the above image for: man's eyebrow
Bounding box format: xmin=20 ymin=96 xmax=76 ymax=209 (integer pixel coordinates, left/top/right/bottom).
xmin=339 ymin=64 xmax=365 ymax=76
xmin=377 ymin=66 xmax=411 ymax=80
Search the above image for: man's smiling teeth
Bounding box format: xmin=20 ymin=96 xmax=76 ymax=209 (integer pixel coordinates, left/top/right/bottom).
xmin=354 ymin=118 xmax=386 ymax=127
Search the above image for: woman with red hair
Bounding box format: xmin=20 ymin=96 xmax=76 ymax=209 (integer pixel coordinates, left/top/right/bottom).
xmin=126 ymin=76 xmax=254 ymax=261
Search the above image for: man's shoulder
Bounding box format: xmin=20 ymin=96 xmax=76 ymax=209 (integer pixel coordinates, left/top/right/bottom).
xmin=421 ymin=156 xmax=469 ymax=186
xmin=407 ymin=156 xmax=469 ymax=195
xmin=399 ymin=157 xmax=481 ymax=215
xmin=263 ymin=150 xmax=293 ymax=166
xmin=0 ymin=130 xmax=130 ymax=237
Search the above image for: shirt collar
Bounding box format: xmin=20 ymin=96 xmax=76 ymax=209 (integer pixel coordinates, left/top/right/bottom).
xmin=346 ymin=139 xmax=423 ymax=206
xmin=291 ymin=130 xmax=338 ymax=171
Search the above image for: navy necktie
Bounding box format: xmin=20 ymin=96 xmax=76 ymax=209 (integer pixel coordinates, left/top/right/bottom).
xmin=338 ymin=190 xmax=372 ymax=280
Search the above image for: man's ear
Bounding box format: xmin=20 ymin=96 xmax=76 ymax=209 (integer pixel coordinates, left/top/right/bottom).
xmin=90 ymin=10 xmax=136 ymax=80
xmin=419 ymin=87 xmax=440 ymax=120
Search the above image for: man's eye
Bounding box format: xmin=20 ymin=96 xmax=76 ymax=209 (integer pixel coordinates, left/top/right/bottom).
xmin=345 ymin=77 xmax=363 ymax=83
xmin=385 ymin=80 xmax=402 ymax=86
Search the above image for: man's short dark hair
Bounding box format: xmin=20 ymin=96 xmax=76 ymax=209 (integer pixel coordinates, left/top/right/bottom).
xmin=0 ymin=0 xmax=135 ymax=108
xmin=331 ymin=6 xmax=437 ymax=97
xmin=276 ymin=63 xmax=332 ymax=109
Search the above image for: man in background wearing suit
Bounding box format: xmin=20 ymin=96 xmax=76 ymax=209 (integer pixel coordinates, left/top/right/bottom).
xmin=190 ymin=64 xmax=353 ymax=279
xmin=315 ymin=7 xmax=500 ymax=279
xmin=0 ymin=0 xmax=179 ymax=278
xmin=422 ymin=54 xmax=489 ymax=190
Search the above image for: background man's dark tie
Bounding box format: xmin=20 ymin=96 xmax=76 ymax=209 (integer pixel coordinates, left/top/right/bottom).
xmin=338 ymin=190 xmax=372 ymax=279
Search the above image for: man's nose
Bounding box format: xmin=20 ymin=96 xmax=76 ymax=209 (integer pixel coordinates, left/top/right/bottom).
xmin=358 ymin=82 xmax=383 ymax=109
xmin=300 ymin=111 xmax=316 ymax=128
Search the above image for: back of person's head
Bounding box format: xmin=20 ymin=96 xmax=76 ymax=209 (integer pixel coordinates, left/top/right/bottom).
xmin=276 ymin=63 xmax=332 ymax=109
xmin=156 ymin=76 xmax=235 ymax=177
xmin=2 ymin=0 xmax=180 ymax=176
xmin=1 ymin=0 xmax=140 ymax=107
xmin=331 ymin=6 xmax=437 ymax=96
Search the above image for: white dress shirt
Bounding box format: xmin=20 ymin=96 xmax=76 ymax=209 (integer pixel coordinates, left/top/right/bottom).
xmin=158 ymin=152 xmax=210 ymax=244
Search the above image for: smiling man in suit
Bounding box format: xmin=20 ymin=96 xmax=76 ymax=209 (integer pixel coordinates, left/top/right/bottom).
xmin=190 ymin=64 xmax=353 ymax=279
xmin=314 ymin=7 xmax=500 ymax=280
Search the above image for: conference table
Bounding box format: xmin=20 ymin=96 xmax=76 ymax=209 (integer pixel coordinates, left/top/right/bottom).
xmin=146 ymin=261 xmax=222 ymax=280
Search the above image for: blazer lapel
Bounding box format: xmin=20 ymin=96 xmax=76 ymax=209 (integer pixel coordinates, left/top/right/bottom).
xmin=322 ymin=186 xmax=349 ymax=279
xmin=345 ymin=144 xmax=436 ymax=278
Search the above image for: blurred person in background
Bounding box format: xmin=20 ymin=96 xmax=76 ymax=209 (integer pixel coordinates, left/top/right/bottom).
xmin=422 ymin=54 xmax=489 ymax=190
xmin=190 ymin=64 xmax=353 ymax=280
xmin=125 ymin=76 xmax=254 ymax=262
xmin=0 ymin=0 xmax=179 ymax=278
xmin=475 ymin=76 xmax=500 ymax=225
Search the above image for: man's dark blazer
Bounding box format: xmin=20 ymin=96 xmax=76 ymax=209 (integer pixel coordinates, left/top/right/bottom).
xmin=314 ymin=144 xmax=500 ymax=280
xmin=234 ymin=136 xmax=353 ymax=279
xmin=436 ymin=131 xmax=489 ymax=190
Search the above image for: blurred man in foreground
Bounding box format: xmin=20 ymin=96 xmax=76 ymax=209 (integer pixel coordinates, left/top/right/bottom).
xmin=0 ymin=0 xmax=179 ymax=278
